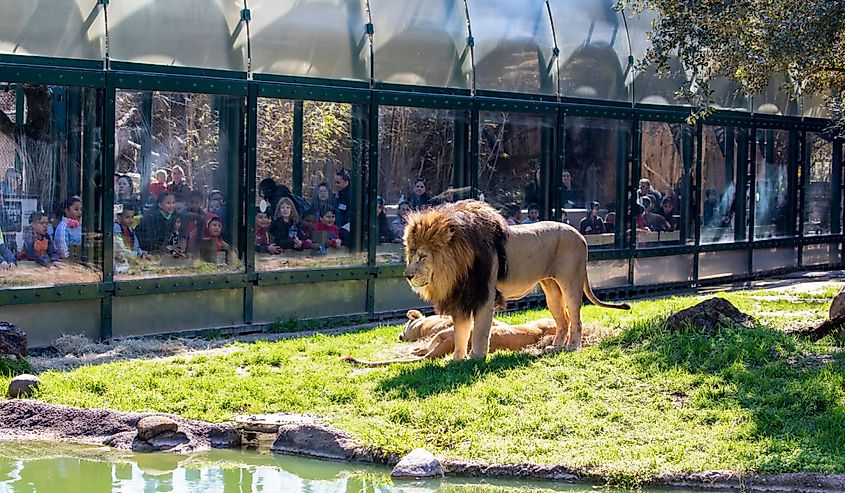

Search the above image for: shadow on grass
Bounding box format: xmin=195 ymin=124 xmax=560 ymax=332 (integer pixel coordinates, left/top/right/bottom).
xmin=608 ymin=318 xmax=845 ymax=473
xmin=375 ymin=352 xmax=537 ymax=399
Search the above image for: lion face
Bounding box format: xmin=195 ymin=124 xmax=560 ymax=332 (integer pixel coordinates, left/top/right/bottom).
xmin=403 ymin=246 xmax=434 ymax=294
xmin=399 ymin=309 xmax=453 ymax=342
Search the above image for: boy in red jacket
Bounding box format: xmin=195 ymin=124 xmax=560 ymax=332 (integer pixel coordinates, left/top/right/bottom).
xmin=314 ymin=209 xmax=343 ymax=248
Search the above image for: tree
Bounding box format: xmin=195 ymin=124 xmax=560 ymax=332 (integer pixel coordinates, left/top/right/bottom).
xmin=616 ymin=0 xmax=845 ymax=135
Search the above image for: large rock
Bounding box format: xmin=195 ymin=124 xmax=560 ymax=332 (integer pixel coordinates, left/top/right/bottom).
xmin=391 ymin=448 xmax=444 ymax=479
xmin=0 ymin=322 xmax=27 ymax=358
xmin=665 ymin=298 xmax=755 ymax=333
xmin=7 ymin=374 xmax=40 ymax=398
xmin=829 ymin=285 xmax=845 ymax=319
xmin=136 ymin=415 xmax=179 ymax=441
xmin=271 ymin=423 xmax=363 ymax=461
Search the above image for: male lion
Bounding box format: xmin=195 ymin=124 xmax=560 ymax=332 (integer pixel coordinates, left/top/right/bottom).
xmin=344 ymin=318 xmax=558 ymax=366
xmin=403 ymin=199 xmax=629 ymax=359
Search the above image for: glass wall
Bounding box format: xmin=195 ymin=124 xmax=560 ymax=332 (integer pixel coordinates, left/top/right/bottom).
xmin=638 ymin=121 xmax=695 ymax=248
xmin=256 ymin=98 xmax=368 ymax=270
xmin=377 ymin=107 xmax=459 ymax=263
xmin=804 ymin=132 xmax=834 ymax=236
xmin=700 ymin=125 xmax=748 ymax=244
xmin=0 ymin=83 xmax=102 ymax=288
xmin=113 ymin=90 xmax=242 ymax=280
xmin=563 ymin=117 xmax=629 ymax=249
xmin=477 ymin=112 xmax=551 ymax=226
xmin=753 ymin=129 xmax=794 ymax=239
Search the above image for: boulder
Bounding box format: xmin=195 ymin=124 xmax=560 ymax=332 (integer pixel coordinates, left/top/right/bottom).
xmin=829 ymin=285 xmax=845 ymax=319
xmin=0 ymin=322 xmax=27 ymax=358
xmin=136 ymin=415 xmax=179 ymax=441
xmin=665 ymin=298 xmax=755 ymax=333
xmin=271 ymin=423 xmax=362 ymax=461
xmin=7 ymin=374 xmax=40 ymax=398
xmin=391 ymin=448 xmax=444 ymax=479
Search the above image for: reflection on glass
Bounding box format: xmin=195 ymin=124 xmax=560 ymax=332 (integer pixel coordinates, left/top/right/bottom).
xmin=256 ymin=99 xmax=367 ymax=270
xmin=113 ymin=91 xmax=243 ymax=280
xmin=804 ymin=133 xmax=833 ymax=235
xmin=0 ymin=83 xmax=102 ymax=288
xmin=478 ymin=112 xmax=552 ymax=228
xmin=563 ymin=117 xmax=628 ymax=249
xmin=700 ymin=126 xmax=748 ymax=244
xmin=638 ymin=121 xmax=695 ymax=248
xmin=377 ymin=106 xmax=457 ymax=263
xmin=753 ymin=129 xmax=793 ymax=239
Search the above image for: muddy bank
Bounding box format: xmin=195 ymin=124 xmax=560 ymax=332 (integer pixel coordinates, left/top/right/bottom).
xmin=1 ymin=400 xmax=844 ymax=492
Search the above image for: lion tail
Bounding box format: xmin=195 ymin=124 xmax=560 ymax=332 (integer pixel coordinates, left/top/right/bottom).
xmin=582 ymin=278 xmax=630 ymax=310
xmin=341 ymin=353 xmax=431 ymax=367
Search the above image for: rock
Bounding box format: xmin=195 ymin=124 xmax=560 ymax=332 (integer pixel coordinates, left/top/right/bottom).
xmin=7 ymin=374 xmax=40 ymax=398
xmin=0 ymin=322 xmax=27 ymax=358
xmin=133 ymin=430 xmax=191 ymax=452
xmin=665 ymin=298 xmax=755 ymax=333
xmin=829 ymin=285 xmax=845 ymax=319
xmin=391 ymin=448 xmax=444 ymax=479
xmin=271 ymin=423 xmax=362 ymax=461
xmin=136 ymin=415 xmax=179 ymax=441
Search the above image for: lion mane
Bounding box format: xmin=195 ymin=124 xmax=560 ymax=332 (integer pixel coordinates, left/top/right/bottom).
xmin=404 ymin=200 xmax=508 ymax=318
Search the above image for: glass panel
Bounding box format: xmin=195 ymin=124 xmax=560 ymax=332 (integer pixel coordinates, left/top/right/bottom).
xmin=802 ymin=243 xmax=840 ymax=267
xmin=0 ymin=83 xmax=102 ymax=288
xmin=374 ymin=277 xmax=429 ymax=312
xmin=699 ymin=249 xmax=749 ymax=280
xmin=112 ymin=290 xmax=244 ymax=337
xmin=0 ymin=300 xmax=100 ymax=347
xmin=369 ymin=0 xmax=471 ymax=88
xmin=469 ymin=0 xmax=557 ymax=94
xmin=587 ymin=259 xmax=628 ymax=289
xmin=107 ymin=0 xmax=247 ymax=71
xmin=550 ymin=0 xmax=630 ymax=102
xmin=633 ymin=255 xmax=693 ymax=284
xmin=752 ymin=247 xmax=797 ymax=273
xmin=376 ymin=106 xmax=458 ymax=263
xmin=0 ymin=1 xmax=104 ymax=60
xmin=802 ymin=93 xmax=830 ymax=119
xmin=637 ymin=121 xmax=695 ymax=248
xmin=709 ymin=77 xmax=750 ymax=112
xmin=626 ymin=11 xmax=689 ymax=105
xmin=804 ymin=132 xmax=833 ymax=236
xmin=700 ymin=126 xmax=748 ymax=244
xmin=753 ymin=129 xmax=794 ymax=239
xmin=249 ymin=0 xmax=369 ymax=81
xmin=478 ymin=112 xmax=551 ymax=228
xmin=753 ymin=76 xmax=800 ymax=117
xmin=563 ymin=117 xmax=629 ymax=249
xmin=256 ymin=98 xmax=368 ymax=270
xmin=253 ymin=281 xmax=367 ymax=323
xmin=113 ymin=90 xmax=243 ymax=280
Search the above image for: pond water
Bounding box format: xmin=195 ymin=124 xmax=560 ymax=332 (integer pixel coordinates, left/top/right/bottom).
xmin=0 ymin=441 xmax=693 ymax=493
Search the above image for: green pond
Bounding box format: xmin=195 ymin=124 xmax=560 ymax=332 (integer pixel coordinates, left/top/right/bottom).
xmin=0 ymin=441 xmax=697 ymax=493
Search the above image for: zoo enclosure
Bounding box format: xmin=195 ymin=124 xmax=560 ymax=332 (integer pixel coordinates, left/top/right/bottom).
xmin=0 ymin=0 xmax=842 ymax=346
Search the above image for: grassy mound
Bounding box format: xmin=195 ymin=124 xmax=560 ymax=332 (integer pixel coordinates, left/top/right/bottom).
xmin=3 ymin=283 xmax=844 ymax=486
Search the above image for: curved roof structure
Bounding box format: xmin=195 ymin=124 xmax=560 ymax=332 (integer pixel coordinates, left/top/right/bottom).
xmin=0 ymin=0 xmax=817 ymax=115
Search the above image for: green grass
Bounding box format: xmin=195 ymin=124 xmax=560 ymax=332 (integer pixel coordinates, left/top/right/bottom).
xmin=4 ymin=283 xmax=845 ymax=486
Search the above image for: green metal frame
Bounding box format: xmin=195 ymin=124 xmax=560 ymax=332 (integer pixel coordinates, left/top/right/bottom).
xmin=0 ymin=55 xmax=841 ymax=341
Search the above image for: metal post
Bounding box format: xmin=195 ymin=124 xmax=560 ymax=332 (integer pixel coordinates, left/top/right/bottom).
xmin=469 ymin=108 xmax=479 ymax=198
xmin=748 ymin=127 xmax=758 ymax=272
xmin=832 ymin=138 xmax=843 ymax=235
xmin=350 ymin=103 xmax=365 ymax=251
xmin=693 ymin=123 xmax=703 ymax=282
xmin=139 ymin=92 xmax=153 ymax=205
xmin=366 ymin=100 xmax=379 ymax=315
xmin=101 ymin=83 xmax=117 ymax=340
xmin=244 ymin=85 xmax=258 ymax=325
xmin=540 ymin=114 xmax=554 ymax=221
xmin=735 ymin=127 xmax=749 ymax=241
xmin=680 ymin=124 xmax=694 ymax=244
xmin=292 ymin=100 xmax=304 ymax=196
xmin=787 ymin=129 xmax=799 ymax=238
xmin=615 ymin=118 xmax=630 ymax=249
xmin=453 ymin=110 xmax=467 ymax=190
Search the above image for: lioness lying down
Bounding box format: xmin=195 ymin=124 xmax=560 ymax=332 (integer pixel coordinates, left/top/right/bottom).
xmin=344 ymin=316 xmax=557 ymax=366
xmin=399 ymin=309 xmax=505 ymax=342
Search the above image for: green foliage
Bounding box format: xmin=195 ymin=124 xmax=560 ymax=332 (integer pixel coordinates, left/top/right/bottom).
xmin=5 ymin=283 xmax=845 ymax=487
xmin=0 ymin=357 xmax=32 ymax=377
xmin=615 ymin=0 xmax=845 ymax=133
